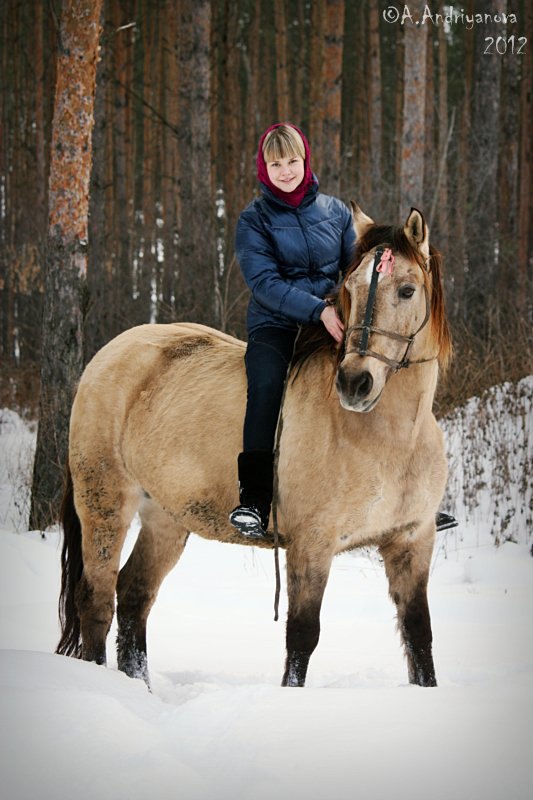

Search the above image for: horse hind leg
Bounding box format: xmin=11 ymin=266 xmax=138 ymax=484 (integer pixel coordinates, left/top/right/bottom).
xmin=282 ymin=544 xmax=334 ymax=687
xmin=116 ymin=498 xmax=189 ymax=685
xmin=379 ymin=526 xmax=437 ymax=687
xmin=73 ymin=466 xmax=140 ymax=666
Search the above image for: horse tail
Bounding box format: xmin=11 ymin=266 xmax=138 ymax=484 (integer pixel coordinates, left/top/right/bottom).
xmin=56 ymin=460 xmax=83 ymax=657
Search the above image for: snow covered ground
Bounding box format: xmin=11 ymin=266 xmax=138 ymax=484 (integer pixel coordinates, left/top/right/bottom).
xmin=0 ymin=381 xmax=532 ymax=800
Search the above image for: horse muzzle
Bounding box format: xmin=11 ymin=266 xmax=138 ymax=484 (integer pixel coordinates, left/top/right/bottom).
xmin=335 ymin=364 xmax=383 ymax=413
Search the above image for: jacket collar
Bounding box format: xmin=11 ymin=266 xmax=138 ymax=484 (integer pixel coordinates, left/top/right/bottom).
xmin=259 ymin=176 xmax=319 ymax=210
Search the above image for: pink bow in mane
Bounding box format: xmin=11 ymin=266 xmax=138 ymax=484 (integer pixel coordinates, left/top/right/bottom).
xmin=376 ymin=248 xmax=395 ymax=276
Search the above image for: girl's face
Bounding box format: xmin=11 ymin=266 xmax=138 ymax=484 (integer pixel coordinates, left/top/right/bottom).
xmin=265 ymin=154 xmax=305 ymax=192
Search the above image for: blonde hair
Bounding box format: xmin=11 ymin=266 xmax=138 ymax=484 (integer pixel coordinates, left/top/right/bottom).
xmin=262 ymin=125 xmax=305 ymax=162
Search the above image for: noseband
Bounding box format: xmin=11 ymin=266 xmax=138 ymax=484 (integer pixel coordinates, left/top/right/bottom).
xmin=343 ymin=248 xmax=435 ymax=372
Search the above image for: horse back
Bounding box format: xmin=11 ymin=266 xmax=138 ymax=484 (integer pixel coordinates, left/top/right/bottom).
xmin=69 ymin=324 xmax=247 ymax=512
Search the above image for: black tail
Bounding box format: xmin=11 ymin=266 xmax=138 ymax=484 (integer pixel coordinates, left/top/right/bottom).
xmin=56 ymin=461 xmax=83 ymax=657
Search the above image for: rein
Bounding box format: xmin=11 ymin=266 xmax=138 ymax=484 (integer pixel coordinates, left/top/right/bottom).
xmin=271 ymin=326 xmax=303 ymax=622
xmin=343 ymin=248 xmax=436 ymax=372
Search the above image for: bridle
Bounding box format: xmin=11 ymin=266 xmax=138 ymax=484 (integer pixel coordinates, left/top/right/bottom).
xmin=343 ymin=247 xmax=436 ymax=372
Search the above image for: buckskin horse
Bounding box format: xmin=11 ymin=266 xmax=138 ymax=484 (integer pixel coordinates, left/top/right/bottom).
xmin=56 ymin=204 xmax=452 ymax=688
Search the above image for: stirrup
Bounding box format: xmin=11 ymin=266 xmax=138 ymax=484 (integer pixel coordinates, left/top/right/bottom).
xmin=229 ymin=506 xmax=269 ymax=539
xmin=436 ymin=512 xmax=458 ymax=532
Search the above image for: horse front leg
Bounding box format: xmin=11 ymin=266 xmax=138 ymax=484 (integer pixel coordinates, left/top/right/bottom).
xmin=282 ymin=545 xmax=333 ymax=687
xmin=379 ymin=525 xmax=437 ymax=687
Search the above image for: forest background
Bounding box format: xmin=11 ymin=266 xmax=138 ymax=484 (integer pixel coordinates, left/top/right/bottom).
xmin=0 ymin=0 xmax=531 ymax=526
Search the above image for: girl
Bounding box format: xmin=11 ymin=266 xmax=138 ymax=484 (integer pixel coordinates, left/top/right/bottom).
xmin=229 ymin=122 xmax=355 ymax=538
xmin=229 ymin=122 xmax=457 ymax=538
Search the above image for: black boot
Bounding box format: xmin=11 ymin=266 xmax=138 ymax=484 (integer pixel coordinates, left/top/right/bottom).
xmin=229 ymin=450 xmax=274 ymax=539
xmin=436 ymin=511 xmax=458 ymax=531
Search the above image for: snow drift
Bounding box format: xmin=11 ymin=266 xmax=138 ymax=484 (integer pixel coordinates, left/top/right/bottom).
xmin=0 ymin=378 xmax=531 ymax=800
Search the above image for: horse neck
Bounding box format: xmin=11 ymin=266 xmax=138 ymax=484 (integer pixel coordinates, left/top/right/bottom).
xmin=369 ymin=316 xmax=442 ymax=438
xmin=375 ymin=361 xmax=439 ymax=442
xmin=296 ymin=353 xmax=439 ymax=446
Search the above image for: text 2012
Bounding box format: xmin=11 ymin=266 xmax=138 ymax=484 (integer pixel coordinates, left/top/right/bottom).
xmin=484 ymin=36 xmax=527 ymax=55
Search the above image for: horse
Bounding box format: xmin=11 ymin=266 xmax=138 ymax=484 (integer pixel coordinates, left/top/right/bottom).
xmin=56 ymin=204 xmax=452 ymax=689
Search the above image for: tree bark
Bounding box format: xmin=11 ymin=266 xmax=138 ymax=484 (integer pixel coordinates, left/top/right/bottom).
xmin=368 ymin=0 xmax=382 ymax=211
xmin=399 ymin=0 xmax=427 ymax=217
xmin=161 ymin=0 xmax=180 ymax=322
xmin=176 ymin=0 xmax=218 ymax=326
xmin=465 ymin=0 xmax=501 ymax=331
xmin=309 ymin=0 xmax=325 ymax=176
xmin=86 ymin=2 xmax=109 ymax=361
xmin=320 ymin=0 xmax=344 ymax=195
xmin=435 ymin=12 xmax=449 ymax=253
xmin=517 ymin=0 xmax=532 ymax=314
xmin=453 ymin=0 xmax=475 ymax=316
xmin=393 ymin=19 xmax=404 ymax=219
xmin=112 ymin=2 xmax=135 ymax=337
xmin=423 ymin=24 xmax=436 ymax=213
xmin=30 ymin=0 xmax=103 ymax=530
xmin=274 ymin=0 xmax=289 ymax=120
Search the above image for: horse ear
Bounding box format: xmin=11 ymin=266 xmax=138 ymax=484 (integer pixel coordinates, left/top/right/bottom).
xmin=350 ymin=201 xmax=375 ymax=240
xmin=404 ymin=207 xmax=429 ymax=261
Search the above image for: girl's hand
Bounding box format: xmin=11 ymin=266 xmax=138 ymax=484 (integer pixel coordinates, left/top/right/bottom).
xmin=320 ymin=305 xmax=344 ymax=343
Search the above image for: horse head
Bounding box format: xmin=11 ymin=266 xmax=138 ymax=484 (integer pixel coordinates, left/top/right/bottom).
xmin=335 ymin=204 xmax=452 ymax=413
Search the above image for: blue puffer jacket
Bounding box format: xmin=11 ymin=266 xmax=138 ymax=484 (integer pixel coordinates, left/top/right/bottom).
xmin=235 ymin=181 xmax=356 ymax=333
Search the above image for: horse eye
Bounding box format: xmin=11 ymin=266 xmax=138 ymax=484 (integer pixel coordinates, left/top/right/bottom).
xmin=398 ymin=285 xmax=415 ymax=299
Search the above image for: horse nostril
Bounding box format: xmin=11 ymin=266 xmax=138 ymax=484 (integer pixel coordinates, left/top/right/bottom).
xmin=337 ymin=368 xmax=374 ymax=401
xmin=351 ymin=370 xmax=373 ymax=399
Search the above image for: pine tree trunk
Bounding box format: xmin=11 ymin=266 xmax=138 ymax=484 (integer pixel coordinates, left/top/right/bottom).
xmin=465 ymin=0 xmax=501 ymax=331
xmin=86 ymin=2 xmax=108 ymax=361
xmin=368 ymin=0 xmax=382 ymax=212
xmin=309 ymin=0 xmax=325 ymax=176
xmin=399 ymin=0 xmax=427 ymax=217
xmin=320 ymin=0 xmax=344 ymax=195
xmin=435 ymin=13 xmax=449 ymax=254
xmin=423 ymin=25 xmax=436 ymax=214
xmin=244 ymin=0 xmax=261 ymax=199
xmin=496 ymin=1 xmax=521 ymax=311
xmin=217 ymin=0 xmax=241 ymax=287
xmin=517 ymin=0 xmax=532 ymax=314
xmin=161 ymin=0 xmax=180 ymax=321
xmin=0 ymin=4 xmax=12 ymax=362
xmin=113 ymin=3 xmax=135 ymax=335
xmin=454 ymin=1 xmax=474 ymax=315
xmin=339 ymin=0 xmax=357 ymax=197
xmin=353 ymin=3 xmax=370 ymax=206
xmin=274 ymin=0 xmax=289 ymax=119
xmin=35 ymin=1 xmax=47 ymax=236
xmin=139 ymin=2 xmax=157 ymax=325
xmin=176 ymin=0 xmax=217 ymax=326
xmin=30 ymin=0 xmax=103 ymax=530
xmin=393 ymin=20 xmax=404 ymax=218
xmin=292 ymin=0 xmax=307 ymax=125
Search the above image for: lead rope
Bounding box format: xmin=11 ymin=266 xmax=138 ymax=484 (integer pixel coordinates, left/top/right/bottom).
xmin=271 ymin=326 xmax=302 ymax=622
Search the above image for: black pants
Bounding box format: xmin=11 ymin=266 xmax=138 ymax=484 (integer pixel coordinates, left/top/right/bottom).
xmin=243 ymin=326 xmax=298 ymax=453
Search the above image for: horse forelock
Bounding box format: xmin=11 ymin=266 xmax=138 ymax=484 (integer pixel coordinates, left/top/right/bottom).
xmin=339 ymin=224 xmax=452 ymax=371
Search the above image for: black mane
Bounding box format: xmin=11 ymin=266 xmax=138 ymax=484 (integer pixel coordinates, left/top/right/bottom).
xmin=290 ymin=300 xmax=339 ymax=381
